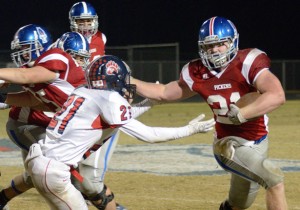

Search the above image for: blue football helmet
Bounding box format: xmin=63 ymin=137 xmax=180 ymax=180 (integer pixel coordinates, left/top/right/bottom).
xmin=11 ymin=24 xmax=52 ymax=67
xmin=56 ymin=32 xmax=91 ymax=69
xmin=198 ymin=16 xmax=239 ymax=70
xmin=86 ymin=55 xmax=136 ymax=99
xmin=69 ymin=1 xmax=98 ymax=39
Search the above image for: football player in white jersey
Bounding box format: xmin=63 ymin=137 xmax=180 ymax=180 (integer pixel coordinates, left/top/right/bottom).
xmin=56 ymin=33 xmax=159 ymax=209
xmin=131 ymin=17 xmax=288 ymax=210
xmin=24 ymin=55 xmax=215 ymax=210
xmin=69 ymin=3 xmax=128 ymax=209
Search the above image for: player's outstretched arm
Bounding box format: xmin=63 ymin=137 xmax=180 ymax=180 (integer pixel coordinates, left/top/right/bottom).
xmin=119 ymin=114 xmax=215 ymax=143
xmin=131 ymin=77 xmax=196 ymax=102
xmin=0 ymin=66 xmax=57 ymax=84
xmin=131 ymin=81 xmax=164 ymax=118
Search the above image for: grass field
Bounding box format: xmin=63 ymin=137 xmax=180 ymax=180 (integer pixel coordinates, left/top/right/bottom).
xmin=0 ymin=100 xmax=300 ymax=209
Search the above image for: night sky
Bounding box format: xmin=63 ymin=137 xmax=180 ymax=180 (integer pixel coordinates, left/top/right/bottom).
xmin=1 ymin=0 xmax=299 ymax=60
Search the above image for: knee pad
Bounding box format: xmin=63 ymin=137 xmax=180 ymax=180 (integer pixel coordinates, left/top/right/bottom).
xmin=262 ymin=159 xmax=284 ymax=188
xmin=89 ymin=185 xmax=114 ymax=210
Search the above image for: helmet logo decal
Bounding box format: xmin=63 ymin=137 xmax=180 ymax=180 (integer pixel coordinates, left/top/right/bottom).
xmin=106 ymin=61 xmax=119 ymax=75
xmin=36 ymin=27 xmax=48 ymax=43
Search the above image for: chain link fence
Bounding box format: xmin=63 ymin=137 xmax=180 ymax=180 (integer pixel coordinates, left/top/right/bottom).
xmin=1 ymin=45 xmax=299 ymax=96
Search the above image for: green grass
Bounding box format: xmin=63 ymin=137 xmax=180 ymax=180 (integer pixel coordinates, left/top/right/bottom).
xmin=1 ymin=100 xmax=300 ymax=209
xmin=1 ymin=100 xmax=299 ymax=159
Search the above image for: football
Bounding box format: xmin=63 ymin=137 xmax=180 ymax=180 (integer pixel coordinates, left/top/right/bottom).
xmin=235 ymin=92 xmax=261 ymax=108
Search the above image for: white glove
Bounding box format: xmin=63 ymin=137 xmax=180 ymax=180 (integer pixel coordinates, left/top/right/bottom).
xmin=227 ymin=104 xmax=247 ymax=125
xmin=188 ymin=114 xmax=215 ymax=134
xmin=0 ymin=102 xmax=10 ymax=110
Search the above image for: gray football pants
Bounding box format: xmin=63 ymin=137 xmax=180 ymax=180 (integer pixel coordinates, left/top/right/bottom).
xmin=213 ymin=135 xmax=284 ymax=209
xmin=6 ymin=118 xmax=46 ymax=162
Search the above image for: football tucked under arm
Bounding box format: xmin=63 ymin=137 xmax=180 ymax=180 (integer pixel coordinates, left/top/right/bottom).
xmin=228 ymin=92 xmax=261 ymax=125
xmin=235 ymin=92 xmax=261 ymax=108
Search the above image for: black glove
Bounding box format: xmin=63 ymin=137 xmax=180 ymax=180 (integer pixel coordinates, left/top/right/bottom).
xmin=0 ymin=93 xmax=7 ymax=103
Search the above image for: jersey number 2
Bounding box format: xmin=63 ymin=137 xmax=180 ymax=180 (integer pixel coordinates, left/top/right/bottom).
xmin=207 ymin=92 xmax=240 ymax=123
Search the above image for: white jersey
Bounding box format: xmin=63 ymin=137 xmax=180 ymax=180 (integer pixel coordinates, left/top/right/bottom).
xmin=39 ymin=86 xmax=191 ymax=166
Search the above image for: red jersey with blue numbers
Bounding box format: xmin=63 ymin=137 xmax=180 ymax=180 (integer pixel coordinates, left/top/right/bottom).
xmin=180 ymin=48 xmax=270 ymax=140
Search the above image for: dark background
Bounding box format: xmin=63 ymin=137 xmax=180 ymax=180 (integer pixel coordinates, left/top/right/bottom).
xmin=1 ymin=0 xmax=299 ymax=60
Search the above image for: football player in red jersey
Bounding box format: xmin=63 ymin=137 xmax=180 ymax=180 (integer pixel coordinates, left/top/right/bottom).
xmin=131 ymin=16 xmax=287 ymax=210
xmin=69 ymin=1 xmax=106 ymax=62
xmin=0 ymin=26 xmax=87 ymax=210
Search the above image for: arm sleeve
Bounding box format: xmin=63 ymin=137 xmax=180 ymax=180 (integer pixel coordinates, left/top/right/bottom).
xmin=119 ymin=119 xmax=191 ymax=143
xmin=131 ymin=99 xmax=152 ymax=118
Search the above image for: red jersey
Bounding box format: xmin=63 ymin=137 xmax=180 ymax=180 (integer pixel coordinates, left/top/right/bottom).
xmin=89 ymin=31 xmax=106 ymax=61
xmin=9 ymin=106 xmax=51 ymax=128
xmin=22 ymin=48 xmax=86 ymax=112
xmin=9 ymin=48 xmax=86 ymax=127
xmin=180 ymin=48 xmax=270 ymax=140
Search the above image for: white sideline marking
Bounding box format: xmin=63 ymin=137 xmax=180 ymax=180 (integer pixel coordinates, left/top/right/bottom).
xmin=108 ymin=144 xmax=300 ymax=175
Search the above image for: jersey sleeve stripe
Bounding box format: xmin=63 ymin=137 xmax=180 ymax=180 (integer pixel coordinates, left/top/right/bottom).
xmin=181 ymin=63 xmax=194 ymax=91
xmin=241 ymin=48 xmax=265 ymax=85
xmin=38 ymin=53 xmax=70 ymax=80
xmin=38 ymin=53 xmax=69 ymax=65
xmin=253 ymin=68 xmax=268 ymax=84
